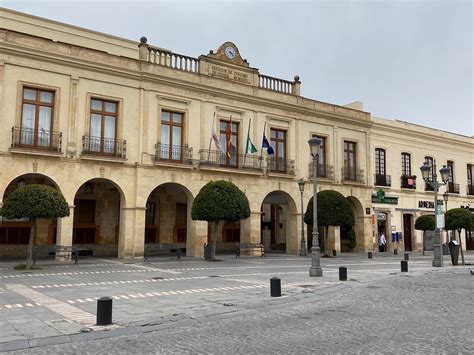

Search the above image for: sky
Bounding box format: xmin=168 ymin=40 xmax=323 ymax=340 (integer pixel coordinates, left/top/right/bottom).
xmin=3 ymin=0 xmax=473 ymax=136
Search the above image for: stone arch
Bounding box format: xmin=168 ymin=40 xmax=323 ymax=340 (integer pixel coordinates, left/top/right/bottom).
xmin=72 ymin=178 xmax=126 ymax=257
xmin=260 ymin=190 xmax=298 ymax=254
xmin=144 ymin=182 xmax=195 ymax=256
xmin=0 ymin=173 xmax=63 ymax=258
xmin=345 ymin=196 xmax=367 ymax=252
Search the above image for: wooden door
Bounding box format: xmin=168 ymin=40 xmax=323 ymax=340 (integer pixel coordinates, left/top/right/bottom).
xmin=403 ymin=214 xmax=413 ymax=251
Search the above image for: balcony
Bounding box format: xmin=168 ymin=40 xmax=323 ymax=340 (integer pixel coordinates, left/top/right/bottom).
xmin=447 ymin=182 xmax=460 ymax=194
xmin=467 ymin=184 xmax=474 ymax=196
xmin=424 ymin=182 xmax=435 ymax=192
xmin=154 ymin=143 xmax=193 ymax=165
xmin=341 ymin=168 xmax=365 ymax=183
xmin=198 ymin=149 xmax=264 ymax=173
xmin=308 ymin=163 xmax=334 ymax=180
xmin=374 ymin=174 xmax=391 ymax=187
xmin=82 ymin=135 xmax=126 ymax=159
xmin=268 ymin=157 xmax=295 ymax=176
xmin=11 ymin=127 xmax=62 ymax=154
xmin=401 ymin=175 xmax=416 ymax=189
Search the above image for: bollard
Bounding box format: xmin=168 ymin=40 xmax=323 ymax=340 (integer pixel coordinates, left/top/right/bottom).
xmin=393 ymin=249 xmax=398 ymax=256
xmin=368 ymin=251 xmax=373 ymax=259
xmin=332 ymin=250 xmax=337 ymax=257
xmin=270 ymin=277 xmax=281 ymax=297
xmin=339 ymin=266 xmax=347 ymax=281
xmin=401 ymin=260 xmax=408 ymax=272
xmin=96 ymin=297 xmax=113 ymax=326
xmin=404 ymin=253 xmax=409 ymax=261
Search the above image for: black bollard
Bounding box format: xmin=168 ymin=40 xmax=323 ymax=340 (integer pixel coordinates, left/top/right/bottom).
xmin=96 ymin=297 xmax=113 ymax=325
xmin=368 ymin=251 xmax=373 ymax=259
xmin=270 ymin=277 xmax=281 ymax=297
xmin=401 ymin=260 xmax=408 ymax=272
xmin=332 ymin=250 xmax=337 ymax=257
xmin=339 ymin=266 xmax=347 ymax=281
xmin=394 ymin=249 xmax=398 ymax=256
xmin=404 ymin=253 xmax=409 ymax=261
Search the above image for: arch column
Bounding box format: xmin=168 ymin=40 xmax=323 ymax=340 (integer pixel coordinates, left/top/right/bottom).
xmin=118 ymin=207 xmax=145 ymax=259
xmin=241 ymin=211 xmax=262 ymax=245
xmin=56 ymin=204 xmax=74 ymax=250
xmin=187 ymin=220 xmax=207 ymax=257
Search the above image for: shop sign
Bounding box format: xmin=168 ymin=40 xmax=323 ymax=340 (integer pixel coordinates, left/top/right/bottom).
xmin=418 ymin=200 xmax=443 ymax=209
xmin=372 ymin=189 xmax=398 ymax=205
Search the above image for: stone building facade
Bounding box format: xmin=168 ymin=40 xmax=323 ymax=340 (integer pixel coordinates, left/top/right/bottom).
xmin=0 ymin=8 xmax=472 ymax=259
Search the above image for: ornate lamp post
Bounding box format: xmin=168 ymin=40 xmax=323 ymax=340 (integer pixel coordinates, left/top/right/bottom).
xmin=308 ymin=138 xmax=322 ymax=277
xmin=420 ymin=159 xmax=450 ymax=267
xmin=443 ymin=191 xmax=449 ymax=243
xmin=298 ymin=178 xmax=307 ymax=256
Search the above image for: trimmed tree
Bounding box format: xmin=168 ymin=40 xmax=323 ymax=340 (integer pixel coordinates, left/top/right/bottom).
xmin=304 ymin=190 xmax=355 ymax=256
xmin=0 ymin=184 xmax=69 ymax=269
xmin=445 ymin=208 xmax=472 ymax=265
xmin=191 ymin=180 xmax=250 ymax=260
xmin=415 ymin=215 xmax=435 ymax=256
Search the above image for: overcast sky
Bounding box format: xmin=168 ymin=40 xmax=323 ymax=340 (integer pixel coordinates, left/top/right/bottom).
xmin=4 ymin=0 xmax=473 ymax=136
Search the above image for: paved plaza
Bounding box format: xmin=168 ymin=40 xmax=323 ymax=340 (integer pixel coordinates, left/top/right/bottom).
xmin=0 ymin=252 xmax=472 ymax=354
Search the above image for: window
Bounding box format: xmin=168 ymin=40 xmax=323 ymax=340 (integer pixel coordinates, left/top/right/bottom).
xmin=424 ymin=157 xmax=434 ymax=181
xmin=312 ymin=134 xmax=326 ymax=177
xmin=468 ymin=164 xmax=473 ymax=195
xmin=219 ymin=120 xmax=238 ymax=166
xmin=89 ymin=99 xmax=117 ymax=154
xmin=447 ymin=161 xmax=454 ymax=184
xmin=375 ymin=149 xmax=386 ymax=176
xmin=20 ymin=87 xmax=54 ymax=147
xmin=270 ymin=128 xmax=287 ymax=173
xmin=343 ymin=141 xmax=356 ymax=180
xmin=401 ymin=153 xmax=411 ymax=176
xmin=161 ymin=111 xmax=183 ymax=160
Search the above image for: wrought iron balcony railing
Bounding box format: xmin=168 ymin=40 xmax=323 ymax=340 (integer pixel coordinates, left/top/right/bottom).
xmin=198 ymin=149 xmax=264 ymax=172
xmin=401 ymin=175 xmax=416 ymax=189
xmin=308 ymin=163 xmax=334 ymax=180
xmin=267 ymin=157 xmax=295 ymax=176
xmin=341 ymin=167 xmax=365 ymax=183
xmin=447 ymin=182 xmax=460 ymax=194
xmin=82 ymin=135 xmax=126 ymax=159
xmin=424 ymin=182 xmax=435 ymax=192
xmin=374 ymin=174 xmax=391 ymax=187
xmin=154 ymin=143 xmax=193 ymax=165
xmin=11 ymin=127 xmax=62 ymax=153
xmin=467 ymin=184 xmax=474 ymax=196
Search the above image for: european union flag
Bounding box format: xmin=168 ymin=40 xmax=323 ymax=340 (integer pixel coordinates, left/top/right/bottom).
xmin=262 ymin=134 xmax=274 ymax=155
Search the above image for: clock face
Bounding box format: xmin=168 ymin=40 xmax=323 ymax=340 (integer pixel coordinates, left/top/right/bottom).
xmin=224 ymin=46 xmax=236 ymax=59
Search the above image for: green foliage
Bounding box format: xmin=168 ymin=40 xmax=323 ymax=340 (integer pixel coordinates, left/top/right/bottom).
xmin=304 ymin=190 xmax=354 ymax=228
xmin=348 ymin=229 xmax=357 ymax=249
xmin=191 ymin=180 xmax=250 ymax=223
xmin=445 ymin=208 xmax=472 ymax=232
xmin=0 ymin=184 xmax=69 ymax=220
xmin=14 ymin=264 xmax=42 ymax=270
xmin=414 ymin=215 xmax=435 ymax=231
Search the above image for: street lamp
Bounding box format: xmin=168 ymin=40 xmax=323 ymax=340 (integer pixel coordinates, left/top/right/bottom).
xmin=298 ymin=178 xmax=307 ymax=256
xmin=308 ymin=138 xmax=322 ymax=277
xmin=443 ymin=191 xmax=449 ymax=243
xmin=420 ymin=159 xmax=450 ymax=267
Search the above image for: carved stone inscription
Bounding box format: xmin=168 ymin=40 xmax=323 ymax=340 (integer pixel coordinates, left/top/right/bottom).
xmin=210 ymin=64 xmax=250 ymax=84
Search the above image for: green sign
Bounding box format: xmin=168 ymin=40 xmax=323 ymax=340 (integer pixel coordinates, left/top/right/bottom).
xmin=372 ymin=189 xmax=398 ymax=205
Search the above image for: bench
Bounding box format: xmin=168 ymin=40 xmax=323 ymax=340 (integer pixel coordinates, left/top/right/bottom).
xmin=144 ymin=243 xmax=183 ymax=261
xmin=236 ymin=243 xmax=265 ymax=258
xmin=33 ymin=245 xmax=79 ymax=265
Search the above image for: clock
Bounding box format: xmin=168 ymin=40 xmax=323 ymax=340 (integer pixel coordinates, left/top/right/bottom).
xmin=224 ymin=46 xmax=236 ymax=60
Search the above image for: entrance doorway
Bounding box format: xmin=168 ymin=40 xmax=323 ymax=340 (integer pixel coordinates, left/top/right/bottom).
xmin=377 ymin=212 xmax=388 ymax=252
xmin=403 ymin=214 xmax=413 ymax=251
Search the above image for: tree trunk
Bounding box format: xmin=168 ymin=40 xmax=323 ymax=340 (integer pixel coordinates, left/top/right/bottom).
xmin=26 ymin=218 xmax=36 ymax=270
xmin=211 ymin=221 xmax=219 ymax=261
xmin=324 ymin=226 xmax=329 ymax=257
xmin=457 ymin=229 xmax=465 ymax=265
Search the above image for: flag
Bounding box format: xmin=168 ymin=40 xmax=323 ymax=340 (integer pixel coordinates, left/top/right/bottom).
xmin=245 ymin=119 xmax=258 ymax=154
xmin=211 ymin=125 xmax=225 ymax=154
xmin=262 ymin=134 xmax=274 ymax=155
xmin=226 ymin=116 xmax=232 ymax=158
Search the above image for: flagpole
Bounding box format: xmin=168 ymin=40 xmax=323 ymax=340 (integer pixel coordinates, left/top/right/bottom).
xmin=244 ymin=118 xmax=252 ymax=167
xmin=207 ymin=112 xmax=215 ymax=162
xmin=260 ymin=121 xmax=266 ymax=168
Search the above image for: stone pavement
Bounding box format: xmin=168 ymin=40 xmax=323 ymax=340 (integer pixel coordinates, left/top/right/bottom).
xmin=0 ymin=252 xmax=473 ymax=353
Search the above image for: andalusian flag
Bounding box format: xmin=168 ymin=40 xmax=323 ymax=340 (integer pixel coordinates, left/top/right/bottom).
xmin=245 ymin=119 xmax=257 ymax=154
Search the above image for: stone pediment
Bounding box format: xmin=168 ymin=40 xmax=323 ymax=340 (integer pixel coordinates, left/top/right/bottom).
xmin=204 ymin=42 xmax=249 ymax=68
